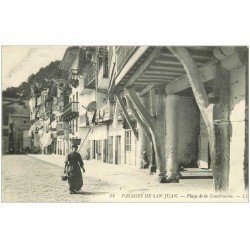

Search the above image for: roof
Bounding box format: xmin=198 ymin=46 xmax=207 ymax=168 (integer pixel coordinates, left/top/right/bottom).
xmin=52 ymin=78 xmax=67 ymax=88
xmin=60 ymin=46 xmax=97 ymax=72
xmin=48 ymin=78 xmax=67 ymax=97
xmin=59 ymin=46 xmax=80 ymax=71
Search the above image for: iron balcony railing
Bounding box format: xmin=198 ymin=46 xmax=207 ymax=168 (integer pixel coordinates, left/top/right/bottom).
xmin=63 ymin=101 xmax=79 ymax=113
xmin=57 ymin=129 xmax=64 ymax=136
xmin=85 ymin=63 xmax=96 ymax=87
xmin=98 ymin=62 xmax=109 ymax=84
xmin=62 ymin=102 xmax=79 ymax=121
xmin=97 ymin=103 xmax=115 ymax=122
xmin=62 ymin=101 xmax=79 ymax=121
xmin=116 ymin=46 xmax=137 ymax=73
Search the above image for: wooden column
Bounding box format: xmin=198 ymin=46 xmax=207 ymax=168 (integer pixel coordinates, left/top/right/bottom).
xmin=168 ymin=46 xmax=230 ymax=191
xmin=165 ymin=94 xmax=179 ymax=181
xmin=212 ymin=67 xmax=230 ymax=190
xmin=125 ymin=87 xmax=167 ymax=182
xmin=115 ymin=90 xmax=138 ymax=140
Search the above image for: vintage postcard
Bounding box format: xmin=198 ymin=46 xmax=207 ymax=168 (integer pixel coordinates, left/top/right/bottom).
xmin=1 ymin=45 xmax=249 ymax=202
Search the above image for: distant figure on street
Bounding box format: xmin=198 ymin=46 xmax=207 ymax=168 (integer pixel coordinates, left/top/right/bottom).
xmin=140 ymin=150 xmax=150 ymax=169
xmin=64 ymin=145 xmax=85 ymax=194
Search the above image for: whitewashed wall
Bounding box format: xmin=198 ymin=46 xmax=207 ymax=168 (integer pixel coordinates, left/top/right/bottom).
xmin=228 ymin=64 xmax=247 ymax=191
xmin=178 ymin=97 xmax=200 ymax=167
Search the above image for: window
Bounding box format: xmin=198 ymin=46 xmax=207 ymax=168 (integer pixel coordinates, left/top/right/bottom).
xmin=125 ymin=130 xmax=131 ymax=151
xmin=76 ymin=92 xmax=78 ymax=102
xmin=76 ymin=118 xmax=78 ymax=132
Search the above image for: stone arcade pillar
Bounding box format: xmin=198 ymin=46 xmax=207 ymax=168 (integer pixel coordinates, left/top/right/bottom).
xmin=165 ymin=95 xmax=179 ymax=180
xmin=136 ymin=95 xmax=151 ymax=167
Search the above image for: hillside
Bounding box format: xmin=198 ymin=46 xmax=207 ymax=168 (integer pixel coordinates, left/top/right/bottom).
xmin=2 ymin=61 xmax=67 ymax=99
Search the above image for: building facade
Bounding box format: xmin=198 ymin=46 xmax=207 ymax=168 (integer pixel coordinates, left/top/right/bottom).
xmin=28 ymin=46 xmax=249 ymax=192
xmin=2 ymin=98 xmax=32 ymax=154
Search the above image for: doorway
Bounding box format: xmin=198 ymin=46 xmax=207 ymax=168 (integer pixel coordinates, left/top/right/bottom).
xmin=108 ymin=136 xmax=113 ymax=164
xmin=125 ymin=130 xmax=132 ymax=165
xmin=115 ymin=135 xmax=122 ymax=165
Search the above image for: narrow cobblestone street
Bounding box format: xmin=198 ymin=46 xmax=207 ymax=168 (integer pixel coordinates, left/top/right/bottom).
xmin=2 ymin=155 xmax=113 ymax=202
xmin=1 ymin=154 xmax=219 ymax=202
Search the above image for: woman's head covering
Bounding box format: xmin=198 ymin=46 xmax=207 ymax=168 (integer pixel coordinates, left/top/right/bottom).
xmin=72 ymin=145 xmax=78 ymax=150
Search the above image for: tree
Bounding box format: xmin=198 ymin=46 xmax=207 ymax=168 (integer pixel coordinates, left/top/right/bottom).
xmin=2 ymin=60 xmax=66 ymax=99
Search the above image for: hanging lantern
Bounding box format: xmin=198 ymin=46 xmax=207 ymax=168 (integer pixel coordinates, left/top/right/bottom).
xmin=69 ymin=69 xmax=80 ymax=88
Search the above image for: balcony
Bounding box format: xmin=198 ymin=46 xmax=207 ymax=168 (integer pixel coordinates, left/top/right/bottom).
xmin=57 ymin=129 xmax=64 ymax=136
xmin=79 ymin=79 xmax=94 ymax=95
xmin=97 ymin=62 xmax=109 ymax=90
xmin=85 ymin=63 xmax=96 ymax=88
xmin=79 ymin=113 xmax=90 ymax=128
xmin=52 ymin=103 xmax=63 ymax=115
xmin=62 ymin=102 xmax=79 ymax=121
xmin=97 ymin=103 xmax=115 ymax=123
xmin=116 ymin=46 xmax=137 ymax=74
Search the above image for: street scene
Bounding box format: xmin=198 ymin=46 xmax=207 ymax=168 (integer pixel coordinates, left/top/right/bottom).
xmin=2 ymin=154 xmax=214 ymax=202
xmin=1 ymin=46 xmax=249 ymax=202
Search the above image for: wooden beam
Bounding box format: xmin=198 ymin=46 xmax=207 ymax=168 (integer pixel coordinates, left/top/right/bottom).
xmin=135 ymin=81 xmax=171 ymax=85
xmin=165 ymin=62 xmax=217 ymax=95
xmin=162 ymin=52 xmax=211 ymax=61
xmin=188 ymin=46 xmax=213 ymax=51
xmin=139 ymin=75 xmax=176 ymax=80
xmin=115 ymin=91 xmax=138 ymax=139
xmin=149 ymin=88 xmax=157 ymax=116
xmin=144 ymin=70 xmax=182 ymax=76
xmin=125 ymin=87 xmax=155 ymax=127
xmin=115 ymin=46 xmax=149 ymax=85
xmin=136 ymin=78 xmax=170 ymax=83
xmin=139 ymin=85 xmax=154 ymax=96
xmin=149 ymin=65 xmax=186 ymax=72
xmin=154 ymin=59 xmax=184 ymax=67
xmin=125 ymin=96 xmax=151 ymax=140
xmin=125 ymin=47 xmax=162 ymax=87
xmin=167 ymin=46 xmax=231 ymax=191
xmin=155 ymin=59 xmax=205 ymax=67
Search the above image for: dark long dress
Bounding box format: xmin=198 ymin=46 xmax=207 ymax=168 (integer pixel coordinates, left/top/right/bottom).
xmin=65 ymin=152 xmax=84 ymax=191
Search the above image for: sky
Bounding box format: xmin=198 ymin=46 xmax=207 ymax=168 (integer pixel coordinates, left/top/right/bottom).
xmin=2 ymin=46 xmax=68 ymax=90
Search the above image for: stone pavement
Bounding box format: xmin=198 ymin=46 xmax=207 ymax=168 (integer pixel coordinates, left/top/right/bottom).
xmin=2 ymin=155 xmax=112 ymax=202
xmin=29 ymin=154 xmax=216 ymax=201
xmin=4 ymin=154 xmax=244 ymax=202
